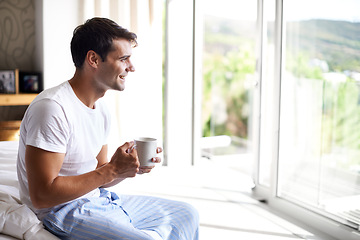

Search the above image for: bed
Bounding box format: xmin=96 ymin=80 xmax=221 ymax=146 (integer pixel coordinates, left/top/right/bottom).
xmin=0 ymin=141 xmax=59 ymax=240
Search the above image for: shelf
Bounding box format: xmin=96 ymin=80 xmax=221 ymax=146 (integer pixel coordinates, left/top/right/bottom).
xmin=0 ymin=94 xmax=37 ymax=106
xmin=0 ymin=69 xmax=39 ymax=106
xmin=0 ymin=121 xmax=21 ymax=141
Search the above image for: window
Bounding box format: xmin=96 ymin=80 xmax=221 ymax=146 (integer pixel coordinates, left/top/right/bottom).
xmin=278 ymin=0 xmax=360 ymax=230
xmin=164 ymin=0 xmax=259 ymax=171
xmin=165 ymin=0 xmax=360 ymax=237
xmin=199 ymin=0 xmax=258 ymax=176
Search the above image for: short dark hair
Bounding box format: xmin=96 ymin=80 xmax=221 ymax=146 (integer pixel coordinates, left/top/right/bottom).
xmin=70 ymin=17 xmax=138 ymax=68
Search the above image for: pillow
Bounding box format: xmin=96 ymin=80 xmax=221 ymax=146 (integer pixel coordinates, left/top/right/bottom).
xmin=0 ymin=191 xmax=59 ymax=240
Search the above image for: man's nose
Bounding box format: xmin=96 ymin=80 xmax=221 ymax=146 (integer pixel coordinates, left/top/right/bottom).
xmin=126 ymin=62 xmax=135 ymax=72
xmin=126 ymin=66 xmax=135 ymax=72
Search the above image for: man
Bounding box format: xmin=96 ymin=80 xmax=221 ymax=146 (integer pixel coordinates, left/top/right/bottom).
xmin=17 ymin=17 xmax=199 ymax=240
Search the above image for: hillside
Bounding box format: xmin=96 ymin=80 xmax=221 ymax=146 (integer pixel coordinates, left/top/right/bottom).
xmin=204 ymin=16 xmax=360 ymax=72
xmin=286 ymin=19 xmax=360 ymax=72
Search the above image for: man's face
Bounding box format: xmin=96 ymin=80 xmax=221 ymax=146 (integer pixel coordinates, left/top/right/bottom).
xmin=96 ymin=38 xmax=135 ymax=91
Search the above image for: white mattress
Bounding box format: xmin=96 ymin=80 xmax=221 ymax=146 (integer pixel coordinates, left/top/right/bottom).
xmin=0 ymin=141 xmax=59 ymax=240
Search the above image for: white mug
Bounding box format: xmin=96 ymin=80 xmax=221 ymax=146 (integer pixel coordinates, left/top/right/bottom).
xmin=134 ymin=137 xmax=157 ymax=167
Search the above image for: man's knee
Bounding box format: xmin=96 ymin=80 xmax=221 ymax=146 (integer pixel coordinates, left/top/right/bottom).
xmin=178 ymin=201 xmax=200 ymax=226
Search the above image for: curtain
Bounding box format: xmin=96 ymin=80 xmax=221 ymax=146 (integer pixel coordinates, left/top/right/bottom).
xmin=41 ymin=0 xmax=163 ymax=155
xmin=40 ymin=0 xmax=163 ymax=155
xmin=79 ymin=0 xmax=163 ymax=154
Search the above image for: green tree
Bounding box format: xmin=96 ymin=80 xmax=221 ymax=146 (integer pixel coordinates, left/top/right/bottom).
xmin=202 ymin=46 xmax=255 ymax=138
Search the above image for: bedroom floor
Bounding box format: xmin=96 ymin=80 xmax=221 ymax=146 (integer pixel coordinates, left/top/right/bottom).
xmin=109 ymin=157 xmax=335 ymax=240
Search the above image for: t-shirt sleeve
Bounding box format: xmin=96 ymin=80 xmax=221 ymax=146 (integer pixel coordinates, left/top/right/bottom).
xmin=24 ymin=99 xmax=70 ymax=153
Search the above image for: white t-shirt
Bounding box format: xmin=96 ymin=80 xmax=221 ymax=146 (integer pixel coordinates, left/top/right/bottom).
xmin=17 ymin=81 xmax=111 ymax=219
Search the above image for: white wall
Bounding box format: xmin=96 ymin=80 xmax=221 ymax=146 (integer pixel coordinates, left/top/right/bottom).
xmin=165 ymin=0 xmax=194 ymax=166
xmin=41 ymin=0 xmax=80 ymax=89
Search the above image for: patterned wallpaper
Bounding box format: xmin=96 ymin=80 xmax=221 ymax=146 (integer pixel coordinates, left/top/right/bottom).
xmin=0 ymin=0 xmax=35 ymax=71
xmin=0 ymin=0 xmax=36 ymax=121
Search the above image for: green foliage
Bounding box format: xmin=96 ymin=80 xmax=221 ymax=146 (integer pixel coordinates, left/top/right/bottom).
xmin=202 ymin=45 xmax=255 ymax=138
xmin=321 ymin=80 xmax=360 ymax=170
xmin=286 ymin=20 xmax=360 ymax=72
xmin=201 ymin=16 xmax=360 ymax=172
xmin=286 ymin=52 xmax=324 ymax=79
xmin=283 ymin=19 xmax=360 ymax=170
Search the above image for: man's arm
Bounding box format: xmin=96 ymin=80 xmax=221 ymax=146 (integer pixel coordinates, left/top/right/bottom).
xmin=96 ymin=144 xmax=126 ymax=188
xmin=25 ymin=142 xmax=139 ymax=209
xmin=96 ymin=143 xmax=163 ymax=188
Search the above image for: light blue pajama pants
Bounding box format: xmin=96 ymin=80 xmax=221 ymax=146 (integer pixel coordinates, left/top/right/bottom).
xmin=42 ymin=189 xmax=199 ymax=240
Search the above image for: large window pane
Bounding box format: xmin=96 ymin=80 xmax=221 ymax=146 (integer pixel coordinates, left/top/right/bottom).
xmin=278 ymin=0 xmax=360 ymax=228
xmin=200 ymin=0 xmax=258 ymax=176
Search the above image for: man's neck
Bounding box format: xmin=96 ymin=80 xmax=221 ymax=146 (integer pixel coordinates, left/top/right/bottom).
xmin=68 ymin=70 xmax=105 ymax=109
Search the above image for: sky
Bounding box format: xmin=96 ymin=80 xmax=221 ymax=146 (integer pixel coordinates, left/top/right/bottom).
xmin=284 ymin=0 xmax=360 ymax=22
xmin=202 ymin=0 xmax=360 ymax=22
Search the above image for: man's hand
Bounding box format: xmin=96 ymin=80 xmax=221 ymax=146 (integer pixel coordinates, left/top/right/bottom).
xmin=108 ymin=141 xmax=140 ymax=178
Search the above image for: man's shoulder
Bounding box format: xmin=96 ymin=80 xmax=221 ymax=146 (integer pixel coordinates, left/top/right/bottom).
xmin=32 ymin=81 xmax=71 ymax=104
xmin=25 ymin=82 xmax=74 ymax=121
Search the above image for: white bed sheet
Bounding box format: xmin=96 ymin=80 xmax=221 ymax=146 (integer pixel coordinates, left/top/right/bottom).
xmin=0 ymin=141 xmax=59 ymax=240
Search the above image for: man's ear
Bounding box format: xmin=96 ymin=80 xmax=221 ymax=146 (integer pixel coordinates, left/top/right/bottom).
xmin=86 ymin=50 xmax=99 ymax=68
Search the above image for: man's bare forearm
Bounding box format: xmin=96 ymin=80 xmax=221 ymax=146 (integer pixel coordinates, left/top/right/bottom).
xmin=26 ymin=142 xmax=139 ymax=209
xmin=29 ymin=163 xmax=118 ymax=209
xmin=100 ymin=177 xmax=126 ymax=188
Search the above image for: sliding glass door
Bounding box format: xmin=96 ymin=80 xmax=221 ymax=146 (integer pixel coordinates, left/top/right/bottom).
xmin=278 ymin=0 xmax=360 ymax=231
xmin=198 ymin=0 xmax=259 ymax=176
xmin=166 ymin=1 xmax=360 ymax=236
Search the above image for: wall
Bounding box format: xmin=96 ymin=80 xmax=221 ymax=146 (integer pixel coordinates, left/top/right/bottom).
xmin=165 ymin=0 xmax=194 ymax=166
xmin=0 ymin=0 xmax=36 ymax=71
xmin=0 ymin=0 xmax=79 ymax=90
xmin=0 ymin=0 xmax=37 ymax=121
xmin=0 ymin=0 xmax=79 ymax=120
xmin=41 ymin=0 xmax=79 ymax=89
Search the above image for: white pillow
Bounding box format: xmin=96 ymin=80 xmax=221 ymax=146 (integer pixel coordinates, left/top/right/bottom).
xmin=0 ymin=192 xmax=59 ymax=240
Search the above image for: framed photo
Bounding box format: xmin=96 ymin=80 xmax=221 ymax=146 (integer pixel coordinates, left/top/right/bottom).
xmin=0 ymin=70 xmax=16 ymax=94
xmin=19 ymin=71 xmax=43 ymax=93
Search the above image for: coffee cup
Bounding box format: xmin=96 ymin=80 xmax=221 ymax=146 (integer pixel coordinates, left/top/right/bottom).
xmin=134 ymin=137 xmax=157 ymax=167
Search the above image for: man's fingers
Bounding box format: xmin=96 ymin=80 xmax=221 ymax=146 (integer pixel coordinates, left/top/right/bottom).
xmin=152 ymin=157 xmax=162 ymax=163
xmin=156 ymin=147 xmax=163 ymax=154
xmin=122 ymin=141 xmax=135 ymax=153
xmin=138 ymin=166 xmax=154 ymax=174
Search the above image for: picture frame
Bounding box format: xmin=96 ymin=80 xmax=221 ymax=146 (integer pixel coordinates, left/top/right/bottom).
xmin=19 ymin=71 xmax=43 ymax=93
xmin=0 ymin=70 xmax=16 ymax=94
